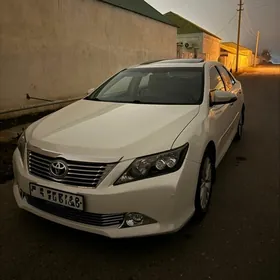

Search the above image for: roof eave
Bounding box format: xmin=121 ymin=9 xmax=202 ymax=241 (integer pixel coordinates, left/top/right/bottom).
xmin=97 ymin=0 xmax=177 ymax=28
xmin=165 ymin=11 xmax=221 ymax=40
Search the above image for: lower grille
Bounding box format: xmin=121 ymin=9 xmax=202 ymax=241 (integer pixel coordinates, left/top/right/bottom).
xmin=26 ymin=196 xmax=124 ymax=227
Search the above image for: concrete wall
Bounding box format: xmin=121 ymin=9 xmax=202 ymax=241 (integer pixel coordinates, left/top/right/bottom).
xmin=202 ymin=33 xmax=220 ymax=61
xmin=0 ymin=0 xmax=177 ymax=112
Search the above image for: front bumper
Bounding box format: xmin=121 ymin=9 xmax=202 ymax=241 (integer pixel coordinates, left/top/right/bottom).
xmin=13 ymin=149 xmax=200 ymax=238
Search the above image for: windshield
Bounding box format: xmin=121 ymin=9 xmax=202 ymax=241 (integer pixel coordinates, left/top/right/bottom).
xmin=86 ymin=67 xmax=204 ymax=105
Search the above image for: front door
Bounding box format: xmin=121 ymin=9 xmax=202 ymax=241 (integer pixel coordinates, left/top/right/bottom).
xmin=217 ymin=65 xmax=242 ymax=141
xmin=208 ymin=66 xmax=234 ymax=165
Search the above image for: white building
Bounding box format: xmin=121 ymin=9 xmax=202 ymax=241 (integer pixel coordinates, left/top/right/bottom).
xmin=165 ymin=12 xmax=221 ymax=61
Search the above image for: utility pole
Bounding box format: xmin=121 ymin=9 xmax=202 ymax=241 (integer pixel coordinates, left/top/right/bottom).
xmin=254 ymin=31 xmax=260 ymax=67
xmin=235 ymin=0 xmax=244 ymax=73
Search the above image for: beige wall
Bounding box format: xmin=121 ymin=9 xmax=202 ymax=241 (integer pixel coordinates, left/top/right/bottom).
xmin=202 ymin=33 xmax=220 ymax=61
xmin=0 ymin=0 xmax=177 ymax=112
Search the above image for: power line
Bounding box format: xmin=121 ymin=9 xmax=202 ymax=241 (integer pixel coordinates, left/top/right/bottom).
xmin=243 ymin=8 xmax=256 ymax=36
xmin=205 ymin=13 xmax=237 ymax=57
xmin=242 ymin=18 xmax=256 ymax=38
xmin=253 ymin=3 xmax=269 ymax=9
xmin=215 ymin=12 xmax=237 ymax=36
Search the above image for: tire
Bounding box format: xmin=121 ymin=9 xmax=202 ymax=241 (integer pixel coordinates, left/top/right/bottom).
xmin=194 ymin=152 xmax=215 ymax=220
xmin=235 ymin=107 xmax=245 ymax=141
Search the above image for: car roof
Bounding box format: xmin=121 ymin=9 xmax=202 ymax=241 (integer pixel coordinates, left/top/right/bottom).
xmin=130 ymin=59 xmax=218 ymax=69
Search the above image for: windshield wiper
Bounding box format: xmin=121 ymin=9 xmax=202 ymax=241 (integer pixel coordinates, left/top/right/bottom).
xmin=131 ymin=100 xmax=161 ymax=104
xmin=86 ymin=96 xmax=102 ymax=101
xmin=131 ymin=100 xmax=143 ymax=103
xmin=86 ymin=98 xmax=151 ymax=104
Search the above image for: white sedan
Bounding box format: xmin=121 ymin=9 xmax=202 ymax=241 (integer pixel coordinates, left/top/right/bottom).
xmin=13 ymin=59 xmax=245 ymax=238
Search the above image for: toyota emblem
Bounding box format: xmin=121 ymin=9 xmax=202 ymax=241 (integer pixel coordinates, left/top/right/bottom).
xmin=49 ymin=159 xmax=68 ymax=178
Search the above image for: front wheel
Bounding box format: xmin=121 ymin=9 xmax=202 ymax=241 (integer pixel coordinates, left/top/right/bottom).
xmin=194 ymin=153 xmax=214 ymax=220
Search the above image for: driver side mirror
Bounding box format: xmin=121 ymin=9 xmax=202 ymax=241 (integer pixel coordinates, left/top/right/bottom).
xmin=210 ymin=90 xmax=237 ymax=106
xmin=86 ymin=87 xmax=95 ymax=96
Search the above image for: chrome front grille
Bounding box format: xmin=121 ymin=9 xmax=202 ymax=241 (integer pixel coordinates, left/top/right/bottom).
xmin=28 ymin=151 xmax=113 ymax=187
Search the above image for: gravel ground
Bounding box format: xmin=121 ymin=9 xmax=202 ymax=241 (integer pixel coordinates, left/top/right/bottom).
xmin=0 ymin=141 xmax=17 ymax=183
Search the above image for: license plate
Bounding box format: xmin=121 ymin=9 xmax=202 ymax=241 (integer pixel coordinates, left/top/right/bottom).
xmin=29 ymin=184 xmax=84 ymax=211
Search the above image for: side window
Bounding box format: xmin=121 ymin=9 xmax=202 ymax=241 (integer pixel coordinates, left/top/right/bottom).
xmin=210 ymin=67 xmax=225 ymax=91
xmin=217 ymin=66 xmax=233 ymax=91
xmin=225 ymin=67 xmax=236 ymax=86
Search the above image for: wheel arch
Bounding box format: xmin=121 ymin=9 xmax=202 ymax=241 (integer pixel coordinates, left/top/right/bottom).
xmin=205 ymin=141 xmax=216 ymax=163
xmin=204 ymin=140 xmax=216 ymax=182
xmin=242 ymin=104 xmax=245 ymax=124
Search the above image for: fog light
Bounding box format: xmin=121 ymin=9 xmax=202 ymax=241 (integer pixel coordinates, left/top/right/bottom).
xmin=125 ymin=212 xmax=144 ymax=227
xmin=121 ymin=212 xmax=157 ymax=229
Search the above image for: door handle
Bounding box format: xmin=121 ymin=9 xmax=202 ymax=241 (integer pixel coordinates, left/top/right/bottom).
xmin=230 ymin=102 xmax=234 ymax=106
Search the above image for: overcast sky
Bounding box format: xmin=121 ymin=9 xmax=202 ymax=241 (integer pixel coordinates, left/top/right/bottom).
xmin=146 ymin=0 xmax=279 ymax=54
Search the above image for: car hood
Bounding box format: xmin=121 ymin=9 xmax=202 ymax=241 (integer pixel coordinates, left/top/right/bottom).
xmin=27 ymin=100 xmax=200 ymax=162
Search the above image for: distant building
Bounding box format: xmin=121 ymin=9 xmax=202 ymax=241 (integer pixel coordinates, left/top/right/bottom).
xmin=219 ymin=42 xmax=255 ymax=71
xmin=164 ymin=11 xmax=221 ymax=61
xmin=0 ymin=0 xmax=177 ymax=114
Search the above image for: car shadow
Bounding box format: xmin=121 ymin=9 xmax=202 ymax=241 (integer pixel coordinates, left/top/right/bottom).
xmin=19 ymin=208 xmax=200 ymax=255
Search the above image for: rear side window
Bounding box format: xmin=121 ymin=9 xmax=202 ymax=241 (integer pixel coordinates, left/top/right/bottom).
xmin=210 ymin=67 xmax=225 ymax=91
xmin=217 ymin=66 xmax=233 ymax=91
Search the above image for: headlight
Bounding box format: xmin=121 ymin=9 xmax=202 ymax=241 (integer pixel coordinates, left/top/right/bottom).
xmin=115 ymin=143 xmax=189 ymax=185
xmin=17 ymin=132 xmax=26 ymax=160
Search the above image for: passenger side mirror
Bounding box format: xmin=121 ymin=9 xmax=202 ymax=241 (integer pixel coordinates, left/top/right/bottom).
xmin=210 ymin=90 xmax=237 ymax=106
